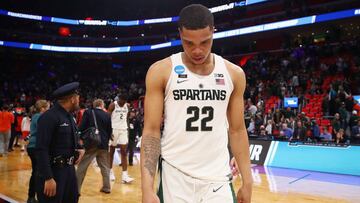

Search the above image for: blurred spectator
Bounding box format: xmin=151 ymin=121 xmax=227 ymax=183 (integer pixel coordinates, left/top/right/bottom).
xmin=338 ymin=102 xmax=348 ymax=130
xmin=283 ymin=107 xmax=295 ymax=119
xmin=273 ymin=109 xmax=283 ymax=126
xmin=247 ymin=116 xmax=256 ymax=135
xmin=255 ymin=113 xmax=263 ymax=133
xmin=320 ymin=127 xmax=332 ymax=141
xmin=331 ymin=113 xmax=342 ymax=137
xmin=247 ymin=99 xmax=257 ymax=116
xmin=280 ymin=123 xmax=293 ymax=140
xmin=26 ymin=99 xmax=49 ymax=203
xmin=351 ymin=120 xmax=360 ymax=144
xmin=263 ymin=109 xmax=273 ymax=126
xmin=258 ymin=125 xmax=268 ymax=140
xmin=128 ymin=110 xmax=141 ymax=166
xmin=328 ymin=84 xmax=337 ymax=116
xmin=76 ymin=99 xmax=112 ymax=194
xmin=20 ymin=112 xmax=31 ymax=151
xmin=311 ymin=120 xmax=321 ymax=141
xmin=335 ymin=128 xmax=345 ymax=144
xmin=349 ymin=110 xmax=359 ymax=129
xmin=293 ymin=121 xmax=306 ymax=141
xmin=0 ymin=104 xmax=15 ymax=156
xmin=8 ymin=105 xmax=24 ymax=151
xmin=287 ymin=117 xmax=296 ymax=130
xmin=298 ymin=112 xmax=309 ymax=123
xmin=322 ymin=97 xmax=330 ymax=116
xmin=265 ymin=120 xmax=273 ymax=137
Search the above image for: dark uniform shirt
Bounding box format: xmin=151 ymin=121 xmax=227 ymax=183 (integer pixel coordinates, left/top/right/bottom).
xmin=129 ymin=117 xmax=141 ymax=138
xmin=36 ymin=103 xmax=79 ymax=180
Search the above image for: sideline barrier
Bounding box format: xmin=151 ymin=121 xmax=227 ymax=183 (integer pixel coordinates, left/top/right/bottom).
xmin=249 ymin=139 xmax=360 ymax=176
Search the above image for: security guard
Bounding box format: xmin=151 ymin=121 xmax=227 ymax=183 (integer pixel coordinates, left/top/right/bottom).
xmin=36 ymin=82 xmax=85 ymax=203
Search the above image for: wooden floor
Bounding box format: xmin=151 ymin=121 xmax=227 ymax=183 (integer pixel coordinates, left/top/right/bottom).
xmin=1 ymin=149 xmax=360 ymax=203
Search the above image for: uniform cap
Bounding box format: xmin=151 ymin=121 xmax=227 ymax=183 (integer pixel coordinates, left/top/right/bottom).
xmin=52 ymin=82 xmax=80 ymax=99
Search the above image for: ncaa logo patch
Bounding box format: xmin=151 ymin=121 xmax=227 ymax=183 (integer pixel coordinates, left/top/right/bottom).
xmin=174 ymin=65 xmax=185 ymax=74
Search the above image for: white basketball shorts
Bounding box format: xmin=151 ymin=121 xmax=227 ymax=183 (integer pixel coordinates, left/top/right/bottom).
xmin=157 ymin=160 xmax=236 ymax=203
xmin=110 ymin=129 xmax=128 ymax=146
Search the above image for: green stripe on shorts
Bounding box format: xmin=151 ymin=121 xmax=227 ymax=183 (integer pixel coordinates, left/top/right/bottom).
xmin=157 ymin=161 xmax=164 ymax=203
xmin=229 ymin=182 xmax=236 ymax=203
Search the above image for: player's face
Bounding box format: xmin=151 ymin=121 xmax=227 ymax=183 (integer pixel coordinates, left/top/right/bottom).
xmin=119 ymin=99 xmax=126 ymax=106
xmin=180 ymin=26 xmax=213 ymax=65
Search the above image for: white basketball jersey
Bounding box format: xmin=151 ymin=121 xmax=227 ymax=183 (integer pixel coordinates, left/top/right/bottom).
xmin=162 ymin=52 xmax=234 ymax=180
xmin=111 ymin=101 xmax=128 ymax=130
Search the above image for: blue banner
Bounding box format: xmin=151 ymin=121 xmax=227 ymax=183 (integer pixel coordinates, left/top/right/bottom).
xmin=0 ymin=8 xmax=359 ymax=53
xmin=0 ymin=1 xmax=268 ymax=27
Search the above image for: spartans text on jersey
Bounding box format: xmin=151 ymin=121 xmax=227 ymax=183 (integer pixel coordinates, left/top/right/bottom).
xmin=173 ymin=89 xmax=226 ymax=101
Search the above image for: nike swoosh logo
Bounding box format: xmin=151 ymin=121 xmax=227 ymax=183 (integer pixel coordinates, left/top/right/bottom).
xmin=177 ymin=80 xmax=188 ymax=84
xmin=213 ymin=185 xmax=223 ymax=192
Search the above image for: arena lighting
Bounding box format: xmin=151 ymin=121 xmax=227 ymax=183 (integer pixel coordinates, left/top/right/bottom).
xmin=0 ymin=0 xmax=268 ymax=26
xmin=0 ymin=8 xmax=359 ymax=53
xmin=58 ymin=26 xmax=70 ymax=36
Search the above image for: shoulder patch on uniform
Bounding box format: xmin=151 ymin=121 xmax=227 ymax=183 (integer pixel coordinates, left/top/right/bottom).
xmin=174 ymin=65 xmax=185 ymax=74
xmin=60 ymin=122 xmax=69 ymax=127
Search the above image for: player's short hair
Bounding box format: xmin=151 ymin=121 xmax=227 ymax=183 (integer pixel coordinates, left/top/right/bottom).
xmin=118 ymin=94 xmax=127 ymax=101
xmin=178 ymin=4 xmax=214 ymax=30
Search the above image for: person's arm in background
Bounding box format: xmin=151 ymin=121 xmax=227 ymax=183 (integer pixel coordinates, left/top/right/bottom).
xmin=226 ymin=61 xmax=253 ymax=203
xmin=141 ymin=59 xmax=169 ymax=203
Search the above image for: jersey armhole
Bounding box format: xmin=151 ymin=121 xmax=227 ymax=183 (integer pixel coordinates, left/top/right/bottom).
xmin=218 ymin=55 xmax=234 ymax=92
xmin=164 ymin=56 xmax=175 ymax=101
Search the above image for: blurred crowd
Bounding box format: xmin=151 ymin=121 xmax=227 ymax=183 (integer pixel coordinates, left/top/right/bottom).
xmin=1 ymin=39 xmax=360 ymax=146
xmin=242 ymin=40 xmax=360 ymax=144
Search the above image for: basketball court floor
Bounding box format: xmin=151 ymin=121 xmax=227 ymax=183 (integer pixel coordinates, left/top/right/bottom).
xmin=1 ymin=149 xmax=359 ymax=203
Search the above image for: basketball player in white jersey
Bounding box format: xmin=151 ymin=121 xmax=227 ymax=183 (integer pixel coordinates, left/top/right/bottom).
xmin=141 ymin=4 xmax=252 ymax=203
xmin=108 ymin=95 xmax=134 ymax=183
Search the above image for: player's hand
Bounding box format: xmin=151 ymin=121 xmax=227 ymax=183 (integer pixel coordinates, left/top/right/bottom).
xmin=142 ymin=191 xmax=160 ymax=203
xmin=230 ymin=157 xmax=239 ymax=177
xmin=44 ymin=178 xmax=57 ymax=197
xmin=237 ymin=184 xmax=252 ymax=203
xmin=75 ymin=149 xmax=85 ymax=164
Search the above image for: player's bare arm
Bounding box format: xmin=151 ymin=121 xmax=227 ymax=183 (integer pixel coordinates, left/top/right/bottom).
xmin=141 ymin=58 xmax=171 ymax=202
xmin=108 ymin=102 xmax=115 ymax=115
xmin=225 ymin=60 xmax=253 ymax=203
